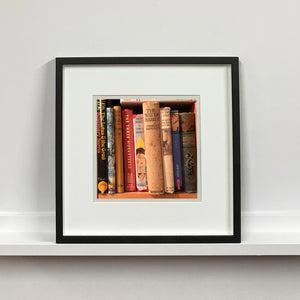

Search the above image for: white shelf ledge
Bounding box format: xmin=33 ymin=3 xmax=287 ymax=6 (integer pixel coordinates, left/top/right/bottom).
xmin=1 ymin=211 xmax=300 ymax=256
xmin=1 ymin=232 xmax=300 ymax=256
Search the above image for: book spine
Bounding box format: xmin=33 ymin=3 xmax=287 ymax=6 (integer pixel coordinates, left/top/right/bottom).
xmin=179 ymin=112 xmax=197 ymax=193
xmin=171 ymin=110 xmax=183 ymax=191
xmin=97 ymin=100 xmax=100 ymax=197
xmin=142 ymin=102 xmax=164 ymax=195
xmin=98 ymin=99 xmax=108 ymax=194
xmin=113 ymin=106 xmax=124 ymax=193
xmin=107 ymin=107 xmax=116 ymax=194
xmin=160 ymin=107 xmax=175 ymax=194
xmin=122 ymin=109 xmax=136 ymax=192
xmin=133 ymin=114 xmax=148 ymax=192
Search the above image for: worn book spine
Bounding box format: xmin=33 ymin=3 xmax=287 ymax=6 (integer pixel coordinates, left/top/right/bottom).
xmin=122 ymin=109 xmax=136 ymax=192
xmin=160 ymin=107 xmax=175 ymax=194
xmin=171 ymin=110 xmax=183 ymax=191
xmin=97 ymin=99 xmax=108 ymax=195
xmin=113 ymin=106 xmax=124 ymax=193
xmin=142 ymin=102 xmax=164 ymax=195
xmin=107 ymin=107 xmax=116 ymax=194
xmin=179 ymin=112 xmax=197 ymax=193
xmin=133 ymin=114 xmax=148 ymax=192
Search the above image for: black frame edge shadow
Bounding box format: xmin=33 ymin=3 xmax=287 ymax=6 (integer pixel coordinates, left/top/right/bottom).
xmin=55 ymin=57 xmax=241 ymax=244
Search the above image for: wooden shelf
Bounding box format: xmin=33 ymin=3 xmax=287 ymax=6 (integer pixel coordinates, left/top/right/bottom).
xmin=97 ymin=192 xmax=197 ymax=199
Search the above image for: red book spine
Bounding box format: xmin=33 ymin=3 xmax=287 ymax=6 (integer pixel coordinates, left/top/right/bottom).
xmin=122 ymin=109 xmax=136 ymax=192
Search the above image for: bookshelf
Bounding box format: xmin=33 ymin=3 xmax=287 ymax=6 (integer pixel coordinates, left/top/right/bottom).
xmin=97 ymin=98 xmax=198 ymax=200
xmin=97 ymin=192 xmax=197 ymax=199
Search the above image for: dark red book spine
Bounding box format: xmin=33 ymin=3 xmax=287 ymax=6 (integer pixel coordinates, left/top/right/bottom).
xmin=122 ymin=109 xmax=136 ymax=192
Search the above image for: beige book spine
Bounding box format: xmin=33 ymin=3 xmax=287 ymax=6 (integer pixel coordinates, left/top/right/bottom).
xmin=142 ymin=102 xmax=164 ymax=195
xmin=113 ymin=106 xmax=124 ymax=193
xmin=160 ymin=107 xmax=175 ymax=194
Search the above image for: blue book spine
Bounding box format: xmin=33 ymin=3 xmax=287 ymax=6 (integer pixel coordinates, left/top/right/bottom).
xmin=171 ymin=110 xmax=183 ymax=191
xmin=107 ymin=107 xmax=116 ymax=194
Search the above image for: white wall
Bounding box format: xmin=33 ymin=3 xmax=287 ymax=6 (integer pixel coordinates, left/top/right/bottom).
xmin=1 ymin=0 xmax=300 ymax=214
xmin=1 ymin=0 xmax=300 ymax=298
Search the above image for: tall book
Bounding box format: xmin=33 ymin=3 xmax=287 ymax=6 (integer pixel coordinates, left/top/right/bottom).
xmin=107 ymin=107 xmax=116 ymax=194
xmin=113 ymin=106 xmax=124 ymax=193
xmin=171 ymin=110 xmax=183 ymax=191
xmin=122 ymin=109 xmax=136 ymax=192
xmin=97 ymin=99 xmax=108 ymax=194
xmin=142 ymin=102 xmax=164 ymax=195
xmin=97 ymin=100 xmax=101 ymax=196
xmin=179 ymin=112 xmax=197 ymax=193
xmin=160 ymin=107 xmax=175 ymax=194
xmin=133 ymin=114 xmax=148 ymax=192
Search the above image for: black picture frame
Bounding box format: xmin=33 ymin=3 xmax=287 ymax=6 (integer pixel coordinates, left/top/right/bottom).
xmin=56 ymin=57 xmax=241 ymax=244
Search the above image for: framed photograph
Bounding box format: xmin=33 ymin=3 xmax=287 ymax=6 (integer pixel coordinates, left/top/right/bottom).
xmin=56 ymin=57 xmax=240 ymax=243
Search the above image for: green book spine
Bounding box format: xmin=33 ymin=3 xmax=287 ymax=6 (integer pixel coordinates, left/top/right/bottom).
xmin=179 ymin=112 xmax=197 ymax=193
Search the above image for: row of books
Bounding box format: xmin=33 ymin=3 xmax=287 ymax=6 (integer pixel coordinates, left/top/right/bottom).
xmin=97 ymin=99 xmax=197 ymax=196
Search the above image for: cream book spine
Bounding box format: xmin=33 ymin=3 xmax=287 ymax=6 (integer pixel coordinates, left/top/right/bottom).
xmin=133 ymin=114 xmax=148 ymax=191
xmin=160 ymin=107 xmax=175 ymax=194
xmin=142 ymin=102 xmax=164 ymax=195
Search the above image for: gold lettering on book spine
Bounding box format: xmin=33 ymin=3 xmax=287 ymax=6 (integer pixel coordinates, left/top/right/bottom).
xmin=97 ymin=100 xmax=101 ymax=155
xmin=125 ymin=114 xmax=132 ymax=169
xmin=100 ymin=101 xmax=106 ymax=161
